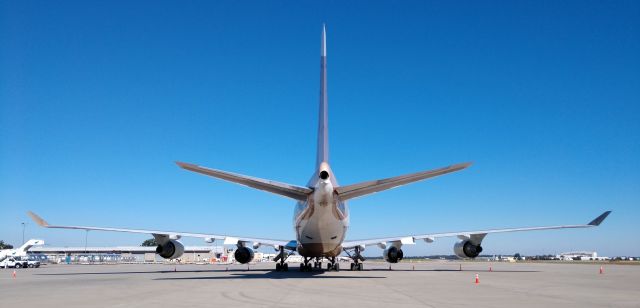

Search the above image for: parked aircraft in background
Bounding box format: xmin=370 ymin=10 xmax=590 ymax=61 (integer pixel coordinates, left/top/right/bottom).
xmin=28 ymin=25 xmax=610 ymax=272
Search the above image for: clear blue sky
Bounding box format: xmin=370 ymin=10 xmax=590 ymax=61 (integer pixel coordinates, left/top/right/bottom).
xmin=1 ymin=1 xmax=638 ymax=257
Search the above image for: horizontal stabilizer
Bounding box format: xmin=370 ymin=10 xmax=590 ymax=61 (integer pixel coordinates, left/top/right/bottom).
xmin=335 ymin=162 xmax=472 ymax=201
xmin=176 ymin=162 xmax=313 ymax=201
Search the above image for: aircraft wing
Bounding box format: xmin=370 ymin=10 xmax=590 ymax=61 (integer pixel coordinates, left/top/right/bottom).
xmin=27 ymin=211 xmax=295 ymax=250
xmin=342 ymin=211 xmax=611 ymax=249
xmin=176 ymin=162 xmax=313 ymax=201
xmin=334 ymin=162 xmax=472 ymax=201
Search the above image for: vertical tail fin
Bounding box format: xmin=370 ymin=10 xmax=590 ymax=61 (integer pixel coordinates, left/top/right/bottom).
xmin=316 ymin=24 xmax=329 ymax=168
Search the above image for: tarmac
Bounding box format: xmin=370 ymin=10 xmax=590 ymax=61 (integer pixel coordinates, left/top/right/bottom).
xmin=1 ymin=261 xmax=638 ymax=308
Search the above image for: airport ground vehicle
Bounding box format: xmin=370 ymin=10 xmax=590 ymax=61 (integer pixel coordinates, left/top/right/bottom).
xmin=0 ymin=257 xmax=28 ymax=268
xmin=25 ymin=258 xmax=41 ymax=268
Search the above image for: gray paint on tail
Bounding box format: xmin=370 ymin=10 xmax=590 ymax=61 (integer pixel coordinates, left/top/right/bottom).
xmin=316 ymin=24 xmax=329 ymax=168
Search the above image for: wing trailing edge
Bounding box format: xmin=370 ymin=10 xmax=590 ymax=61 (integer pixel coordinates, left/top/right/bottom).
xmin=176 ymin=162 xmax=313 ymax=201
xmin=335 ymin=162 xmax=472 ymax=201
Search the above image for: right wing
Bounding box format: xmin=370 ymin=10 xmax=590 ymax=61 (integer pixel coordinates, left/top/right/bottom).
xmin=335 ymin=162 xmax=472 ymax=201
xmin=343 ymin=211 xmax=612 ymax=249
xmin=176 ymin=162 xmax=313 ymax=201
xmin=27 ymin=211 xmax=296 ymax=250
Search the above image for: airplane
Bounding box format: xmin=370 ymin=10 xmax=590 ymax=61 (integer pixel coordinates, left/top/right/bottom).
xmin=0 ymin=239 xmax=45 ymax=262
xmin=28 ymin=25 xmax=611 ymax=272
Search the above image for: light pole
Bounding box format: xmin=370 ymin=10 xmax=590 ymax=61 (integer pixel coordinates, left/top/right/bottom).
xmin=21 ymin=222 xmax=26 ymax=244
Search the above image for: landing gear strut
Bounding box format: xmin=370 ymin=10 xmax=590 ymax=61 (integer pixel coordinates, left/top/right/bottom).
xmin=313 ymin=257 xmax=322 ymax=269
xmin=274 ymin=246 xmax=289 ymax=272
xmin=345 ymin=246 xmax=365 ymax=271
xmin=300 ymin=257 xmax=313 ymax=272
xmin=326 ymin=257 xmax=340 ymax=271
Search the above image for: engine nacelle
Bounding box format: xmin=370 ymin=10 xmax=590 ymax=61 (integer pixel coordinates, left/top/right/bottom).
xmin=383 ymin=246 xmax=404 ymax=263
xmin=234 ymin=247 xmax=255 ymax=264
xmin=453 ymin=240 xmax=483 ymax=259
xmin=156 ymin=240 xmax=185 ymax=259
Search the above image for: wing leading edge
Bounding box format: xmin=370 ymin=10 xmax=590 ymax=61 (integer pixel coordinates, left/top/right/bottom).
xmin=342 ymin=211 xmax=611 ymax=249
xmin=27 ymin=211 xmax=294 ymax=250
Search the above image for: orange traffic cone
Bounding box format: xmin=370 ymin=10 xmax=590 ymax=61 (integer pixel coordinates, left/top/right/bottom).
xmin=599 ymin=266 xmax=604 ymax=274
xmin=475 ymin=273 xmax=480 ymax=284
xmin=12 ymin=270 xmax=16 ymax=279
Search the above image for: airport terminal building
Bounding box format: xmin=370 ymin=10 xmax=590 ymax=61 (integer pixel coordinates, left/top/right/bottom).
xmin=30 ymin=246 xmax=229 ymax=264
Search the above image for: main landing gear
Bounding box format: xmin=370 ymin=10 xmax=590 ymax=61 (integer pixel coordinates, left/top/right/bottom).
xmin=300 ymin=257 xmax=313 ymax=272
xmin=299 ymin=257 xmax=339 ymax=272
xmin=313 ymin=257 xmax=322 ymax=269
xmin=274 ymin=246 xmax=289 ymax=272
xmin=326 ymin=257 xmax=340 ymax=271
xmin=345 ymin=246 xmax=365 ymax=271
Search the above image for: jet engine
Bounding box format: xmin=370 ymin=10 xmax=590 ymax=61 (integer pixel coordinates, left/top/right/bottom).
xmin=234 ymin=247 xmax=255 ymax=264
xmin=383 ymin=246 xmax=404 ymax=263
xmin=156 ymin=240 xmax=185 ymax=259
xmin=453 ymin=240 xmax=483 ymax=259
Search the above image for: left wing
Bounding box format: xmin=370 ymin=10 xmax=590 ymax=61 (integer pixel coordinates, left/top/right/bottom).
xmin=27 ymin=211 xmax=296 ymax=250
xmin=343 ymin=211 xmax=611 ymax=249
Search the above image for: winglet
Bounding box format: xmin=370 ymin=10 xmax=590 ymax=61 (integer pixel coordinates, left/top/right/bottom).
xmin=27 ymin=211 xmax=49 ymax=227
xmin=588 ymin=211 xmax=611 ymax=226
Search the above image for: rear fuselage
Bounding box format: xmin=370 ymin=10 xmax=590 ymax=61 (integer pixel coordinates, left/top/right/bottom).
xmin=294 ymin=162 xmax=349 ymax=257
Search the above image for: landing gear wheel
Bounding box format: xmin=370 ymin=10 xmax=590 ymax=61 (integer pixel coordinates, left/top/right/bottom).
xmin=334 ymin=263 xmax=340 ymax=271
xmin=357 ymin=263 xmax=363 ymax=271
xmin=276 ymin=263 xmax=282 ymax=272
xmin=283 ymin=263 xmax=288 ymax=271
xmin=327 ymin=263 xmax=332 ymax=270
xmin=350 ymin=263 xmax=355 ymax=271
xmin=300 ymin=263 xmax=305 ymax=272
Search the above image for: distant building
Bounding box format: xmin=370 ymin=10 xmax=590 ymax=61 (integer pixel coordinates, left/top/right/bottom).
xmin=30 ymin=246 xmax=226 ymax=264
xmin=557 ymin=251 xmax=609 ymax=261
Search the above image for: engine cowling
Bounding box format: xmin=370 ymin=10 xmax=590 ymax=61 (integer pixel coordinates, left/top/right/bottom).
xmin=156 ymin=240 xmax=185 ymax=259
xmin=234 ymin=247 xmax=255 ymax=264
xmin=383 ymin=246 xmax=404 ymax=263
xmin=453 ymin=240 xmax=483 ymax=259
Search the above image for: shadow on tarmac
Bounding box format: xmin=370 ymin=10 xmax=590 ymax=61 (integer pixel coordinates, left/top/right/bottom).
xmin=368 ymin=269 xmax=540 ymax=273
xmin=154 ymin=270 xmax=386 ymax=280
xmin=36 ymin=267 xmax=538 ymax=280
xmin=36 ymin=269 xmax=230 ymax=276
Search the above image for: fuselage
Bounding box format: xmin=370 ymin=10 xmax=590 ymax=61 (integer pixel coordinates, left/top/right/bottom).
xmin=294 ymin=162 xmax=349 ymax=257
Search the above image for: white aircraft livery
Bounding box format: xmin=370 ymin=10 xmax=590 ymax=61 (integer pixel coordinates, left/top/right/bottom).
xmin=29 ymin=25 xmax=610 ymax=272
